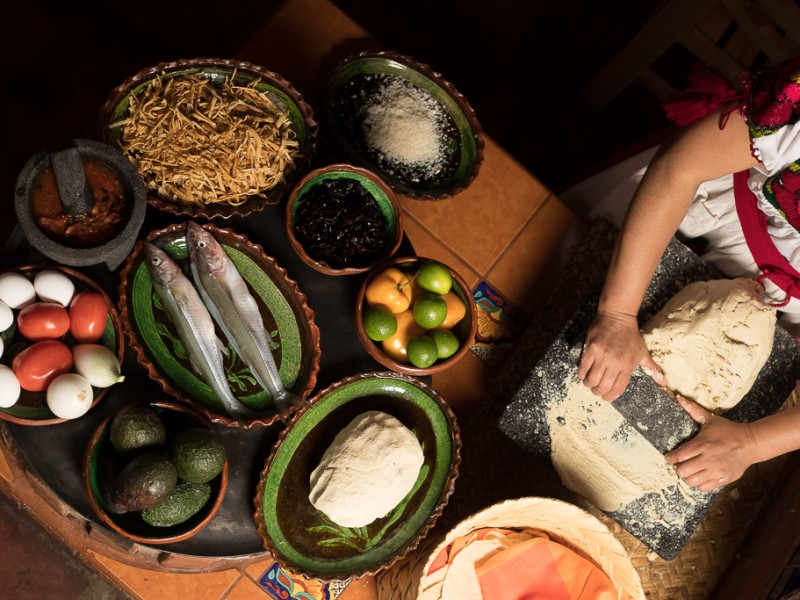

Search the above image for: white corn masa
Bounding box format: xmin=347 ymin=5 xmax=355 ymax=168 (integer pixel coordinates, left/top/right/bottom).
xmin=642 ymin=277 xmax=776 ymax=412
xmin=309 ymin=410 xmax=424 ymax=527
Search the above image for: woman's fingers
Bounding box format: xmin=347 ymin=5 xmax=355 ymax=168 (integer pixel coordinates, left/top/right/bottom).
xmin=675 ymin=394 xmax=713 ymax=425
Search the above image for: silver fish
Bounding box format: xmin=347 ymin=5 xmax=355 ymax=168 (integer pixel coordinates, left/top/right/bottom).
xmin=142 ymin=241 xmax=258 ymax=421
xmin=186 ymin=222 xmax=305 ymax=422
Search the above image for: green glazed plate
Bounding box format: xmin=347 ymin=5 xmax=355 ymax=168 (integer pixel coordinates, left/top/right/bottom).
xmin=0 ymin=265 xmax=124 ymax=425
xmin=254 ymin=371 xmax=461 ymax=580
xmin=118 ymin=222 xmax=321 ymax=428
xmin=323 ymin=51 xmax=484 ymax=200
xmin=99 ymin=58 xmax=318 ymax=220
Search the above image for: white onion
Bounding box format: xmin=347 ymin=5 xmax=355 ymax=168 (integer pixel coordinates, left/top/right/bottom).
xmin=72 ymin=344 xmax=124 ymax=388
xmin=0 ymin=300 xmax=12 ymax=332
xmin=0 ymin=365 xmax=20 ymax=408
xmin=47 ymin=373 xmax=93 ymax=419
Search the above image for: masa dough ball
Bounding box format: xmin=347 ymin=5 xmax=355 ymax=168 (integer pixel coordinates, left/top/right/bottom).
xmin=309 ymin=410 xmax=424 ymax=528
xmin=642 ymin=278 xmax=776 ymax=412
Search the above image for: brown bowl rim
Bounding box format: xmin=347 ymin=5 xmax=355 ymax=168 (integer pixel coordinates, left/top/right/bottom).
xmin=284 ymin=163 xmax=405 ymax=276
xmin=82 ymin=398 xmax=229 ymax=545
xmin=117 ymin=222 xmax=322 ymax=429
xmin=0 ymin=264 xmax=125 ymax=426
xmin=324 ymin=50 xmax=485 ymax=201
xmin=251 ymin=370 xmax=462 ymax=580
xmin=354 ymin=256 xmax=477 ymax=375
xmin=98 ymin=57 xmax=319 ymax=220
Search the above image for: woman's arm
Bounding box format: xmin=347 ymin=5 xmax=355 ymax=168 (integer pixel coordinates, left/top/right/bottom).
xmin=578 ymin=107 xmax=760 ymax=400
xmin=666 ymin=396 xmax=800 ymax=492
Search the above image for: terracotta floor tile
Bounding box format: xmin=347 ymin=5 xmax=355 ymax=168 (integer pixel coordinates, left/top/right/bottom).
xmin=224 ymin=574 xmax=271 ymax=599
xmin=89 ymin=550 xmax=240 ymax=600
xmin=431 ymin=350 xmax=494 ymax=421
xmin=0 ymin=494 xmax=123 ymax=600
xmin=485 ymin=197 xmax=588 ymax=320
xmin=398 ymin=141 xmax=550 ymax=277
xmin=244 ymin=557 xmax=275 ymax=580
xmin=400 ymin=214 xmax=481 ymax=290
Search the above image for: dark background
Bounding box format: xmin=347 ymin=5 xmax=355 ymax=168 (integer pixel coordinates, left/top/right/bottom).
xmin=3 ymin=0 xmax=679 ymax=244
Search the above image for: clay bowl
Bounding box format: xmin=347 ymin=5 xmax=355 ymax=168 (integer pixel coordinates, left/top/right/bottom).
xmin=83 ymin=399 xmax=228 ymax=545
xmin=253 ymin=371 xmax=461 ymax=580
xmin=99 ymin=57 xmax=318 ymax=220
xmin=14 ymin=139 xmax=147 ymax=270
xmin=0 ymin=264 xmax=124 ymax=425
xmin=322 ymin=50 xmax=484 ymax=200
xmin=118 ymin=221 xmax=321 ymax=428
xmin=355 ymin=256 xmax=477 ymax=376
xmin=285 ymin=164 xmax=404 ymax=275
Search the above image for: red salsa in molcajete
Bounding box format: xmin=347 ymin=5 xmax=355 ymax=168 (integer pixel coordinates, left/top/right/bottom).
xmin=29 ymin=157 xmax=127 ymax=248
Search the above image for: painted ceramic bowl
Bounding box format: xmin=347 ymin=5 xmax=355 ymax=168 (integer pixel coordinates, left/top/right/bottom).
xmin=99 ymin=58 xmax=318 ymax=220
xmin=285 ymin=164 xmax=404 ymax=275
xmin=355 ymin=256 xmax=477 ymax=376
xmin=254 ymin=371 xmax=460 ymax=580
xmin=83 ymin=399 xmax=228 ymax=545
xmin=14 ymin=139 xmax=147 ymax=270
xmin=0 ymin=264 xmax=124 ymax=426
xmin=118 ymin=222 xmax=321 ymax=428
xmin=322 ymin=51 xmax=484 ymax=200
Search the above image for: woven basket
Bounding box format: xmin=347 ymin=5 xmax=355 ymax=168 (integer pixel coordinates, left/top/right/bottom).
xmin=416 ymin=496 xmax=645 ymax=600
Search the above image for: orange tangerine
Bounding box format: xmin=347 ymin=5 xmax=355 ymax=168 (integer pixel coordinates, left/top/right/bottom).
xmin=380 ymin=309 xmax=425 ymax=363
xmin=439 ymin=291 xmax=467 ymax=329
xmin=365 ymin=268 xmax=414 ymax=314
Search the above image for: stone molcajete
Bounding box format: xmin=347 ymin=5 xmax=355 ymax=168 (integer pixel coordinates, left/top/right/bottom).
xmin=15 ymin=138 xmax=146 ymax=270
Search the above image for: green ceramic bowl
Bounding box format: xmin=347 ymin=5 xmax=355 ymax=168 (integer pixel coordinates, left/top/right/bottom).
xmin=118 ymin=222 xmax=321 ymax=428
xmin=0 ymin=265 xmax=124 ymax=426
xmin=322 ymin=51 xmax=484 ymax=200
xmin=99 ymin=58 xmax=318 ymax=220
xmin=254 ymin=371 xmax=461 ymax=580
xmin=285 ymin=164 xmax=404 ymax=275
xmin=83 ymin=399 xmax=228 ymax=545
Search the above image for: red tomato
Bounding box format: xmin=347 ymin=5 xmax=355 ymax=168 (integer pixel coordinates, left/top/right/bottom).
xmin=17 ymin=302 xmax=70 ymax=341
xmin=69 ymin=291 xmax=108 ymax=343
xmin=12 ymin=340 xmax=73 ymax=392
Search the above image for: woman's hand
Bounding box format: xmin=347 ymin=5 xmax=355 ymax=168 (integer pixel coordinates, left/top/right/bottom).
xmin=577 ymin=310 xmax=664 ymax=401
xmin=665 ymin=396 xmax=757 ymax=492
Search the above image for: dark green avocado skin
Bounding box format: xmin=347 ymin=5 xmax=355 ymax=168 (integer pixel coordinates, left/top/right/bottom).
xmin=109 ymin=406 xmax=167 ymax=458
xmin=106 ymin=451 xmax=177 ymax=514
xmin=141 ymin=482 xmax=212 ymax=527
xmin=169 ymin=428 xmax=226 ymax=484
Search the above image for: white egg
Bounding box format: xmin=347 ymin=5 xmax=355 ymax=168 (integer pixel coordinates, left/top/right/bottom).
xmin=0 ymin=300 xmax=11 ymax=332
xmin=33 ymin=270 xmax=75 ymax=306
xmin=46 ymin=373 xmax=94 ymax=419
xmin=0 ymin=365 xmax=20 ymax=408
xmin=0 ymin=272 xmax=36 ymax=309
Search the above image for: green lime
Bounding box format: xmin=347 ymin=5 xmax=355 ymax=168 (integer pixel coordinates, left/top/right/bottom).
xmin=412 ymin=293 xmax=447 ymax=329
xmin=406 ymin=334 xmax=438 ymax=368
xmin=363 ymin=305 xmax=398 ymax=341
xmin=428 ymin=329 xmax=461 ymax=359
xmin=416 ymin=261 xmax=453 ymax=295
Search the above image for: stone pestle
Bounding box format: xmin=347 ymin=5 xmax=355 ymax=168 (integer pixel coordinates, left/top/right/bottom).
xmin=49 ymin=145 xmax=95 ymax=216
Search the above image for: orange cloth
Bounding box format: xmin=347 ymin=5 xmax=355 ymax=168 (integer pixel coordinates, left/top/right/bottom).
xmin=427 ymin=528 xmax=618 ymax=600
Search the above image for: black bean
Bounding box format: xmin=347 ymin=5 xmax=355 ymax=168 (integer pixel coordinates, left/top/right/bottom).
xmin=293 ymin=178 xmax=390 ymax=269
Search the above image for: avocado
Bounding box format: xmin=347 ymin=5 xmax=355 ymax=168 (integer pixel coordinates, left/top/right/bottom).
xmin=109 ymin=405 xmax=167 ymax=458
xmin=105 ymin=451 xmax=177 ymax=514
xmin=169 ymin=427 xmax=227 ymax=484
xmin=141 ymin=481 xmax=212 ymax=527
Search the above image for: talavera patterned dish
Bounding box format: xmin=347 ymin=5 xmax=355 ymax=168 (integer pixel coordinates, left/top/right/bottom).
xmin=322 ymin=51 xmax=484 ymax=200
xmin=118 ymin=222 xmax=321 ymax=428
xmin=100 ymin=58 xmax=318 ymax=220
xmin=253 ymin=371 xmax=461 ymax=580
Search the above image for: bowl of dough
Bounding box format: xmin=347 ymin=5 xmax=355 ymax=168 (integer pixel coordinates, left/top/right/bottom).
xmin=253 ymin=371 xmax=461 ymax=580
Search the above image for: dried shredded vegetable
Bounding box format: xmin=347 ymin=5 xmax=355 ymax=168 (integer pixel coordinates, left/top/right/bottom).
xmin=111 ymin=72 xmax=300 ymax=207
